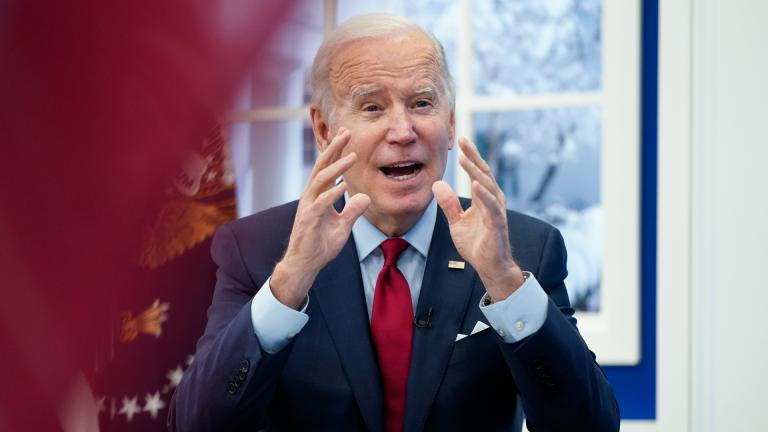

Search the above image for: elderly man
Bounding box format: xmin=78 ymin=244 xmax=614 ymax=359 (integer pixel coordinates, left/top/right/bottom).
xmin=169 ymin=14 xmax=619 ymax=432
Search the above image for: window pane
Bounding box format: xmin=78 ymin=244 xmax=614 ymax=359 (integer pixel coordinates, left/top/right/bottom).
xmin=233 ymin=119 xmax=315 ymax=216
xmin=336 ymin=0 xmax=458 ymax=79
xmin=474 ymin=108 xmax=602 ymax=311
xmin=249 ymin=0 xmax=324 ymax=108
xmin=473 ymin=0 xmax=601 ymax=95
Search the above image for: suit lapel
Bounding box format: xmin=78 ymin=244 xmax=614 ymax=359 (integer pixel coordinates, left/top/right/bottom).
xmin=403 ymin=208 xmax=478 ymax=432
xmin=312 ymin=200 xmax=384 ymax=432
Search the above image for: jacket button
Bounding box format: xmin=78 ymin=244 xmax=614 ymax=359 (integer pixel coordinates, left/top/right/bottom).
xmin=227 ymin=382 xmax=238 ymax=395
xmin=240 ymin=359 xmax=250 ymax=372
xmin=236 ymin=372 xmax=246 ymax=382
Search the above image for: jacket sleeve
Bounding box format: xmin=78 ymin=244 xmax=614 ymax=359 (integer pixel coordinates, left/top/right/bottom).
xmin=498 ymin=227 xmax=620 ymax=432
xmin=167 ymin=224 xmax=292 ymax=431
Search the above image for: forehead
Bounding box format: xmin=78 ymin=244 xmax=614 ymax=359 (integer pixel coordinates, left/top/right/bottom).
xmin=328 ymin=33 xmax=443 ymax=98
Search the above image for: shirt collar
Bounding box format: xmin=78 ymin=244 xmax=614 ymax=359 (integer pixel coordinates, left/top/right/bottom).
xmin=348 ymin=193 xmax=437 ymax=262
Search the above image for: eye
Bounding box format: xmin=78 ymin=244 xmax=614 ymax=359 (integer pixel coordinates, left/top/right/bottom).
xmin=362 ymin=104 xmax=380 ymax=113
xmin=414 ymin=99 xmax=433 ymax=109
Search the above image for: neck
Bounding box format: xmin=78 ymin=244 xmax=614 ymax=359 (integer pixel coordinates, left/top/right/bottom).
xmin=364 ymin=208 xmax=423 ymax=237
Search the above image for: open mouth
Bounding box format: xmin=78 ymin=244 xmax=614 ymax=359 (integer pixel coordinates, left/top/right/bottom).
xmin=380 ymin=162 xmax=423 ymax=181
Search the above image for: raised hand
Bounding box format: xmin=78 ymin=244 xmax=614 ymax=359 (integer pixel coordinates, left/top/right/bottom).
xmin=271 ymin=128 xmax=371 ymax=309
xmin=432 ymin=137 xmax=526 ymax=302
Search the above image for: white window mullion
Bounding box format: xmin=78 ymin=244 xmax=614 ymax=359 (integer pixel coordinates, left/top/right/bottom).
xmin=324 ymin=0 xmax=336 ymax=36
xmin=454 ymin=0 xmax=474 ymax=197
xmin=226 ymin=107 xmax=310 ymax=123
xmin=464 ymin=92 xmax=603 ymax=112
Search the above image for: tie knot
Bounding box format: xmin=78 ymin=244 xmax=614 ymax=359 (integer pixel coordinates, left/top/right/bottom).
xmin=380 ymin=238 xmax=410 ymax=267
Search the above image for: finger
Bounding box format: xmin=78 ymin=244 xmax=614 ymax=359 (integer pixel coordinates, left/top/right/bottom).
xmin=312 ymin=128 xmax=349 ymax=176
xmin=339 ymin=193 xmax=371 ymax=225
xmin=311 ymin=127 xmax=351 ymax=177
xmin=432 ymin=180 xmax=463 ymax=225
xmin=472 ymin=180 xmax=505 ymax=222
xmin=458 ymin=137 xmax=494 ymax=178
xmin=306 ymin=152 xmax=357 ymax=199
xmin=458 ymin=142 xmax=506 ymax=204
xmin=313 ymin=181 xmax=348 ymax=213
xmin=458 ymin=153 xmax=504 ymax=205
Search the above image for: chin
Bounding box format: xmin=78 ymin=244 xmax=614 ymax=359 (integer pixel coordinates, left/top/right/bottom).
xmin=382 ymin=191 xmax=432 ymax=218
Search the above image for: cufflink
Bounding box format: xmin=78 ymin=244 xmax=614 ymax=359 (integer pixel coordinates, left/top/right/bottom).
xmin=481 ymin=293 xmax=494 ymax=307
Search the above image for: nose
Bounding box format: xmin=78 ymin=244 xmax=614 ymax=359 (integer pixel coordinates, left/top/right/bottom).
xmin=385 ymin=104 xmax=417 ymax=145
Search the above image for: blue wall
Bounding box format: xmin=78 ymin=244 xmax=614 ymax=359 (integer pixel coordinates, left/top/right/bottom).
xmin=601 ymin=0 xmax=658 ymax=419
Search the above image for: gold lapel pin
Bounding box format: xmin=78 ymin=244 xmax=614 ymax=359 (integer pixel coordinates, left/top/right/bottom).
xmin=448 ymin=260 xmax=465 ymax=270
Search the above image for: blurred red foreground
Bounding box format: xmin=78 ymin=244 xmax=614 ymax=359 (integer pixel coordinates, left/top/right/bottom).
xmin=0 ymin=1 xmax=293 ymax=430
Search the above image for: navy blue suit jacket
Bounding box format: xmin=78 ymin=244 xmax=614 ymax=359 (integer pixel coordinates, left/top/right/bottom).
xmin=169 ymin=199 xmax=619 ymax=431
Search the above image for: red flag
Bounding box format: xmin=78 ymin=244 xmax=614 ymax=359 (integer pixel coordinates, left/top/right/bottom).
xmin=0 ymin=1 xmax=295 ymax=430
xmin=95 ymin=125 xmax=237 ymax=430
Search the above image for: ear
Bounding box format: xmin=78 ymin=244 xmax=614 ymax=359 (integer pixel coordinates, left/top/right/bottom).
xmin=448 ymin=109 xmax=456 ymax=150
xmin=310 ymin=105 xmax=332 ymax=152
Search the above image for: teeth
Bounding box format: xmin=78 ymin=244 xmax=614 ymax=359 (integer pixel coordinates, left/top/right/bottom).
xmin=392 ymin=172 xmax=418 ymax=181
xmin=381 ymin=162 xmax=421 ymax=180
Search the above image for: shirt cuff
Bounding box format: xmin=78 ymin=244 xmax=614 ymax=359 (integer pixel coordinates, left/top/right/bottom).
xmin=478 ymin=272 xmax=548 ymax=343
xmin=250 ymin=276 xmax=309 ymax=354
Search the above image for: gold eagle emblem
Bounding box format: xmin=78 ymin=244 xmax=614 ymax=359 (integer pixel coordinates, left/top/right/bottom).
xmin=139 ymin=125 xmax=237 ymax=269
xmin=119 ymin=299 xmax=170 ymax=342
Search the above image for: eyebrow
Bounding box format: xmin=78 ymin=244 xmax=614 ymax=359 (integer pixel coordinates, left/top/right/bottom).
xmin=350 ymin=86 xmax=382 ymax=100
xmin=414 ymin=86 xmax=437 ymax=96
xmin=348 ymin=84 xmax=440 ymax=101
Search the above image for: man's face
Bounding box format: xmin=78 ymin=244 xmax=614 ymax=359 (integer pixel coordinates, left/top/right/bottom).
xmin=318 ymin=32 xmax=455 ymax=232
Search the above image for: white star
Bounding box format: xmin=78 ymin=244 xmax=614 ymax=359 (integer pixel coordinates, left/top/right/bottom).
xmin=166 ymin=365 xmax=184 ymax=388
xmin=96 ymin=396 xmax=106 ymax=414
xmin=186 ymin=355 xmax=195 ymax=366
xmin=118 ymin=396 xmax=141 ymax=422
xmin=143 ymin=391 xmax=166 ymax=419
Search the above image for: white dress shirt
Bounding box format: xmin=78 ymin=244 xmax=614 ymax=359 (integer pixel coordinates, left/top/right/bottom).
xmin=250 ymin=198 xmax=548 ymax=353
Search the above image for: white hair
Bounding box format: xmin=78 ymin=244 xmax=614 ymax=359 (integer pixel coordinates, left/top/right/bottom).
xmin=310 ymin=13 xmax=455 ymax=120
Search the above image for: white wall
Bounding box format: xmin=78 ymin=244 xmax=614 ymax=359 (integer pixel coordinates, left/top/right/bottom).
xmin=658 ymin=0 xmax=768 ymax=430
xmin=690 ymin=0 xmax=768 ymax=430
xmin=656 ymin=0 xmax=694 ymax=429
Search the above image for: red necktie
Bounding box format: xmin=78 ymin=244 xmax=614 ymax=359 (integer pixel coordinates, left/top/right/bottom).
xmin=371 ymin=238 xmax=413 ymax=432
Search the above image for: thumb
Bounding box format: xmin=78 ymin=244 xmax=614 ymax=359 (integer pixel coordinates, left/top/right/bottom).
xmin=432 ymin=181 xmax=463 ymax=224
xmin=340 ymin=193 xmax=371 ymax=225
